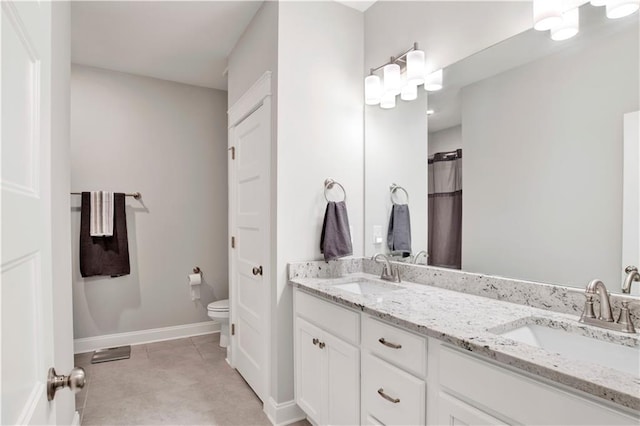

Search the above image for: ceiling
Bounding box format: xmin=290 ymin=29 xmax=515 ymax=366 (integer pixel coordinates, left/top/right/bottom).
xmin=71 ymin=1 xmax=264 ymax=90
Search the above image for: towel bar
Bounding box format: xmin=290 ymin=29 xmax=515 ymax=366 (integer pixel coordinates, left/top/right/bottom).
xmin=390 ymin=183 xmax=409 ymax=204
xmin=324 ymin=178 xmax=346 ymax=202
xmin=71 ymin=192 xmax=141 ymax=200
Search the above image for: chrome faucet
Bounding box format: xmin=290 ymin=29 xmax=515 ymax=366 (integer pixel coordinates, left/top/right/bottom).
xmin=580 ymin=279 xmax=635 ymax=333
xmin=372 ymin=253 xmax=401 ymax=283
xmin=622 ymin=266 xmax=640 ymax=294
xmin=412 ymin=250 xmax=428 ymax=264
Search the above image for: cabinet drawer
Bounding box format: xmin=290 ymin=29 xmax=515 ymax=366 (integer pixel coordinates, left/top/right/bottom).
xmin=362 ymin=353 xmax=425 ymax=426
xmin=362 ymin=315 xmax=426 ymax=377
xmin=439 ymin=345 xmax=638 ymax=425
xmin=294 ymin=290 xmax=359 ymax=345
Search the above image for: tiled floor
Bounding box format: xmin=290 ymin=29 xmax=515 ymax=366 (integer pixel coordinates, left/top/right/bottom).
xmin=75 ymin=334 xmax=309 ymax=425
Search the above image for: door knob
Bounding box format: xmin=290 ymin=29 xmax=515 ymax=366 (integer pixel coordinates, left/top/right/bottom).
xmin=252 ymin=266 xmax=263 ymax=276
xmin=47 ymin=367 xmax=86 ymax=401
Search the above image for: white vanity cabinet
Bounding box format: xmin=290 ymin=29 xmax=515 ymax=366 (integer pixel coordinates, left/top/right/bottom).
xmin=293 ymin=288 xmax=639 ymax=426
xmin=293 ymin=290 xmax=360 ymax=426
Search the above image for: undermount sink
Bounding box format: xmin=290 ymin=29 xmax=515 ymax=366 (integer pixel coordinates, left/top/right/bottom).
xmin=332 ymin=280 xmax=402 ymax=296
xmin=496 ymin=321 xmax=640 ymax=376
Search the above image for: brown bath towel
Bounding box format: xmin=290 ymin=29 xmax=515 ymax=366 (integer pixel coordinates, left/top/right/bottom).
xmin=80 ymin=192 xmax=130 ymax=277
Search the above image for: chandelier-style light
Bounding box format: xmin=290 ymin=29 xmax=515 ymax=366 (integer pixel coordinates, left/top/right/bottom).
xmin=551 ymin=7 xmax=580 ymax=41
xmin=364 ymin=42 xmax=442 ymax=110
xmin=606 ymin=0 xmax=640 ymax=18
xmin=533 ymin=0 xmax=563 ymax=31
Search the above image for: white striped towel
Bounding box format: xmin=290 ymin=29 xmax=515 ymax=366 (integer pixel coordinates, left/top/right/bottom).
xmin=90 ymin=191 xmax=114 ymax=237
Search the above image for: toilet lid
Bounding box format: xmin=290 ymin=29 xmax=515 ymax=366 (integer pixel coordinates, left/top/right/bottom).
xmin=207 ymin=299 xmax=229 ymax=312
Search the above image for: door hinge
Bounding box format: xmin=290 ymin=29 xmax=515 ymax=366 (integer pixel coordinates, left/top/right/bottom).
xmin=231 ymin=323 xmax=236 ymax=335
xmin=228 ymin=146 xmax=235 ymax=160
xmin=231 ymin=236 xmax=235 ymax=248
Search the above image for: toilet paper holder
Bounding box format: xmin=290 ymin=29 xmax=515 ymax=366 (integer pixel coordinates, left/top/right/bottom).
xmin=193 ymin=267 xmax=201 ymax=275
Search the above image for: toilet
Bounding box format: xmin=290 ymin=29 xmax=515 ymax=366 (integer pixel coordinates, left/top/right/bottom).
xmin=207 ymin=299 xmax=230 ymax=348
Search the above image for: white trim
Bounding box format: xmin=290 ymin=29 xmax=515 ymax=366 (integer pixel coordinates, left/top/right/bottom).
xmin=264 ymin=397 xmax=307 ymax=426
xmin=71 ymin=411 xmax=81 ymax=426
xmin=228 ymin=71 xmax=272 ymax=127
xmin=74 ymin=321 xmax=220 ymax=354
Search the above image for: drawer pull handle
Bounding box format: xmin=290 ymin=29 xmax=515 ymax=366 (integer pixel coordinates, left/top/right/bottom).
xmin=312 ymin=338 xmax=319 ymax=346
xmin=377 ymin=388 xmax=400 ymax=404
xmin=318 ymin=341 xmax=325 ymax=349
xmin=378 ymin=338 xmax=402 ymax=349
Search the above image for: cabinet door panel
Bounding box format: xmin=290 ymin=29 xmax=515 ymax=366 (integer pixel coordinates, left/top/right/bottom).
xmin=437 ymin=392 xmax=507 ymax=426
xmin=295 ymin=317 xmax=324 ymax=423
xmin=325 ymin=333 xmax=360 ymax=426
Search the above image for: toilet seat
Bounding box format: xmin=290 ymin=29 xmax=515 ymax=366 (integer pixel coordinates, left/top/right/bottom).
xmin=207 ymin=299 xmax=229 ymax=312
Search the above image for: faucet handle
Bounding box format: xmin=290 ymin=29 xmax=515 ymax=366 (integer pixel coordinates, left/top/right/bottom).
xmin=616 ymin=302 xmax=636 ymax=333
xmin=579 ymin=294 xmax=596 ymax=322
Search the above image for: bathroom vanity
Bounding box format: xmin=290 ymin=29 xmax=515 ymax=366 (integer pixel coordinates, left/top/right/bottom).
xmin=289 ymin=259 xmax=640 ymax=426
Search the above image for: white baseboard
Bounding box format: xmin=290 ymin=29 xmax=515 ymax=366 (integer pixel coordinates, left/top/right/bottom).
xmin=264 ymin=397 xmax=306 ymax=426
xmin=74 ymin=321 xmax=220 ymax=354
xmin=72 ymin=411 xmax=80 ymax=426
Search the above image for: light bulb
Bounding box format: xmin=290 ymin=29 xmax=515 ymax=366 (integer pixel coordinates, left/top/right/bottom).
xmin=406 ymin=50 xmax=425 ymax=85
xmin=400 ymin=84 xmax=418 ymax=101
xmin=551 ymin=7 xmax=579 ymax=41
xmin=383 ymin=63 xmax=402 ymax=96
xmin=380 ymin=92 xmax=396 ymax=109
xmin=533 ymin=0 xmax=563 ymax=31
xmin=364 ymin=75 xmax=382 ymax=105
xmin=424 ymin=69 xmax=443 ymax=91
xmin=606 ymin=0 xmax=640 ymax=18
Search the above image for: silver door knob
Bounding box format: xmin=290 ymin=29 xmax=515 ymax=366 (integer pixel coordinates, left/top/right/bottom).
xmin=47 ymin=367 xmax=86 ymax=401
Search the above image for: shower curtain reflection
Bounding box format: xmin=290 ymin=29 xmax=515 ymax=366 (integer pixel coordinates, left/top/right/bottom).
xmin=428 ymin=149 xmax=462 ymax=269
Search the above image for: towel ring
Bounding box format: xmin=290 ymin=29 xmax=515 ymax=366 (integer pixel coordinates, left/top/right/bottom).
xmin=324 ymin=178 xmax=346 ymax=202
xmin=390 ymin=183 xmax=409 ymax=204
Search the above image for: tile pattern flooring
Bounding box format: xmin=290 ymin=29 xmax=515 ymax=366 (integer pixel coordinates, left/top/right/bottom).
xmin=75 ymin=334 xmax=308 ymax=425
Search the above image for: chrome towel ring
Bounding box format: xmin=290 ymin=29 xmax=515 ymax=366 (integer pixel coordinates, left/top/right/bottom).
xmin=324 ymin=178 xmax=346 ymax=202
xmin=390 ymin=183 xmax=409 ymax=204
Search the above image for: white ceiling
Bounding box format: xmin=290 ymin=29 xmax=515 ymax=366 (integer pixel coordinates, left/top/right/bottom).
xmin=71 ymin=1 xmax=264 ymax=90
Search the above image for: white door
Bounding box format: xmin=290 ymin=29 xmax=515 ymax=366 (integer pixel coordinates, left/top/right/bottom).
xmin=1 ymin=1 xmax=68 ymax=424
xmin=230 ymin=100 xmax=270 ymax=402
xmin=437 ymin=392 xmax=507 ymax=426
xmin=294 ymin=318 xmax=324 ymax=423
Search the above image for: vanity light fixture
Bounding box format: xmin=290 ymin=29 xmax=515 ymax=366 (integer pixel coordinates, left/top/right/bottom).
xmin=590 ymin=0 xmax=607 ymax=5
xmin=551 ymin=7 xmax=580 ymax=40
xmin=424 ymin=69 xmax=443 ymax=91
xmin=533 ymin=0 xmax=563 ymax=31
xmin=606 ymin=0 xmax=640 ymax=18
xmin=364 ymin=42 xmax=436 ymax=109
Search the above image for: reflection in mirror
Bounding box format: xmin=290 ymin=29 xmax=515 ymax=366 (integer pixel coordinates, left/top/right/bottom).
xmin=365 ymin=5 xmax=639 ymax=293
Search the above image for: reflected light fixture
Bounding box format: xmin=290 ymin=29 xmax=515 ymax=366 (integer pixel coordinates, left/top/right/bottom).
xmin=551 ymin=7 xmax=580 ymax=41
xmin=606 ymin=0 xmax=640 ymax=18
xmin=424 ymin=69 xmax=443 ymax=91
xmin=380 ymin=92 xmax=396 ymax=109
xmin=401 ymin=84 xmax=418 ymax=101
xmin=364 ymin=42 xmax=434 ymax=110
xmin=590 ymin=0 xmax=607 ymax=5
xmin=364 ymin=75 xmax=382 ymax=105
xmin=533 ymin=0 xmax=563 ymax=31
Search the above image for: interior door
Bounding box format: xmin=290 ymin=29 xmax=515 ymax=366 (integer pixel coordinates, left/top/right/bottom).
xmin=1 ymin=1 xmax=61 ymax=424
xmin=230 ymin=102 xmax=270 ymax=402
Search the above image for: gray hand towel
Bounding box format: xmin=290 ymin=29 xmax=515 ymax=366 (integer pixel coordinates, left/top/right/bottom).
xmin=320 ymin=201 xmax=353 ymax=261
xmin=80 ymin=192 xmax=131 ymax=277
xmin=387 ymin=204 xmax=412 ymax=256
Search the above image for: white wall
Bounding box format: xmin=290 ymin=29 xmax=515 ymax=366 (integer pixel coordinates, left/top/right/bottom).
xmin=462 ymin=26 xmax=639 ymax=288
xmin=364 ymin=96 xmax=428 ymax=256
xmin=51 ymin=2 xmax=75 ymax=422
xmin=429 ymin=125 xmax=462 ymax=156
xmin=277 ymin=0 xmax=364 ymax=402
xmin=70 ymin=65 xmax=228 ymax=339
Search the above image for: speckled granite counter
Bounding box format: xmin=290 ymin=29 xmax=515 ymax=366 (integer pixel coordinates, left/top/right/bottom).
xmin=288 ymin=260 xmax=640 ymax=412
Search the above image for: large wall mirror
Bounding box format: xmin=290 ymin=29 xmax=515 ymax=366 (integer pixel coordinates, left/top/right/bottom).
xmin=364 ymin=4 xmax=639 ymax=294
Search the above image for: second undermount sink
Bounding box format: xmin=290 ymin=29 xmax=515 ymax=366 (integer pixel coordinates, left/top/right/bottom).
xmin=332 ymin=280 xmax=402 ymax=296
xmin=496 ymin=321 xmax=640 ymax=376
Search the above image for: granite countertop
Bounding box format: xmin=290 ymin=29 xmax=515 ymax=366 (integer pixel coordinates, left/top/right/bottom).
xmin=289 ymin=272 xmax=640 ymax=412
